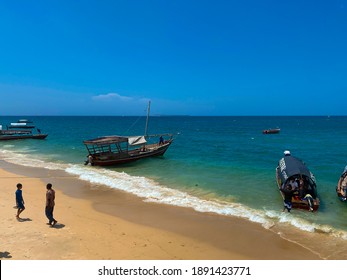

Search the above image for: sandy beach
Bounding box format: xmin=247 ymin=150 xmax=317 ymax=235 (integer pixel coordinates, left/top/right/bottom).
xmin=0 ymin=161 xmax=323 ymax=260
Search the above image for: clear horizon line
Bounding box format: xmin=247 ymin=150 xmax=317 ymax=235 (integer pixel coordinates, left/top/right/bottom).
xmin=0 ymin=114 xmax=344 ymax=117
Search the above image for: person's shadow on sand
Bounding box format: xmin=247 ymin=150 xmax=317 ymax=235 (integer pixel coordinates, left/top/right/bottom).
xmin=0 ymin=251 xmax=12 ymax=259
xmin=51 ymin=223 xmax=65 ymax=229
xmin=17 ymin=218 xmax=32 ymax=222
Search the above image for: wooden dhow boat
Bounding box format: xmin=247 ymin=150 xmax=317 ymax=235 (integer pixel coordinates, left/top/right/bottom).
xmin=83 ymin=102 xmax=173 ymax=166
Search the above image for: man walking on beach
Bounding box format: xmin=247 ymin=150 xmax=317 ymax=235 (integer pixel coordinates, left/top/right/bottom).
xmin=45 ymin=183 xmax=57 ymax=227
xmin=15 ymin=183 xmax=25 ymax=219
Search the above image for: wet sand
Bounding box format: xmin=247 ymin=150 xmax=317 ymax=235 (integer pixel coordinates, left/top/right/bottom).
xmin=0 ymin=161 xmax=323 ymax=260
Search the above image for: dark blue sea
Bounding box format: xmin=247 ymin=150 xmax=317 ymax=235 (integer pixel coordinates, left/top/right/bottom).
xmin=1 ymin=116 xmax=347 ymax=254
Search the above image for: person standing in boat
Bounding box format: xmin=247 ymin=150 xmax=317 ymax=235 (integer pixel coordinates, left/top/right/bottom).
xmin=288 ymin=178 xmax=298 ymax=191
xmin=298 ymin=182 xmax=314 ymax=212
xmin=88 ymin=154 xmax=94 ymax=165
xmin=84 ymin=154 xmax=94 ymax=166
xmin=281 ymin=185 xmax=295 ymax=213
xmin=159 ymin=135 xmax=164 ymax=145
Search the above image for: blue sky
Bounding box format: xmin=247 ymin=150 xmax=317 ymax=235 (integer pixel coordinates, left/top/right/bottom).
xmin=0 ymin=0 xmax=346 ymax=116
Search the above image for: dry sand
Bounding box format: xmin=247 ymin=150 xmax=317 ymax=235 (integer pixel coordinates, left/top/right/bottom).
xmin=0 ymin=163 xmax=322 ymax=260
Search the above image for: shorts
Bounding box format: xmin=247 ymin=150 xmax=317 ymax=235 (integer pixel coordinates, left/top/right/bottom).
xmin=17 ymin=202 xmax=25 ymax=210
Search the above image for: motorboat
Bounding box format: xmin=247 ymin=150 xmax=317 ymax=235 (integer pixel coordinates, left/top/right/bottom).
xmin=276 ymin=151 xmax=320 ymax=211
xmin=263 ymin=128 xmax=280 ymax=134
xmin=0 ymin=120 xmax=48 ymax=140
xmin=336 ymin=166 xmax=347 ymax=202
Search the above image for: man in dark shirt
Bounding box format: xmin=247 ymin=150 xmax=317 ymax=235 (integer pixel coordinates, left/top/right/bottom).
xmin=45 ymin=183 xmax=58 ymax=227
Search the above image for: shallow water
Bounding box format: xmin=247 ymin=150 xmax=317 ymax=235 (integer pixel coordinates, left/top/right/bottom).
xmin=1 ymin=116 xmax=347 ymax=249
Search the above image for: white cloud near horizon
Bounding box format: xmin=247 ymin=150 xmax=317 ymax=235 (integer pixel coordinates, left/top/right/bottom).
xmin=92 ymin=93 xmax=133 ymax=102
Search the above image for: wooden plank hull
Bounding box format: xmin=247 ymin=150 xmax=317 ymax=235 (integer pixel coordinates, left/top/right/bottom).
xmin=0 ymin=134 xmax=48 ymax=140
xmin=90 ymin=141 xmax=172 ymax=166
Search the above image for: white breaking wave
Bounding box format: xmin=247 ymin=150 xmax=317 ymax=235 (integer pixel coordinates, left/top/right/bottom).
xmin=0 ymin=148 xmax=68 ymax=171
xmin=1 ymin=147 xmax=347 ymax=240
xmin=65 ymin=164 xmax=274 ymax=228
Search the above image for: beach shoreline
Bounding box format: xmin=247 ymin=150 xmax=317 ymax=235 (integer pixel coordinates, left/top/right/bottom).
xmin=0 ymin=160 xmax=330 ymax=260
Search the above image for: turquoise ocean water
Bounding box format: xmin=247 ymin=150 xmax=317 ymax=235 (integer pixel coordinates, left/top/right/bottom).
xmin=1 ymin=115 xmax=347 ymax=247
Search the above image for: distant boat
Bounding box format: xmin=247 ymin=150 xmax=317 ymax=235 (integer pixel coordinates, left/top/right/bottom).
xmin=336 ymin=166 xmax=347 ymax=202
xmin=276 ymin=151 xmax=320 ymax=211
xmin=263 ymin=128 xmax=280 ymax=134
xmin=9 ymin=119 xmax=36 ymax=129
xmin=0 ymin=119 xmax=48 ymax=141
xmin=83 ymin=101 xmax=173 ymax=166
xmin=0 ymin=131 xmax=48 ymax=140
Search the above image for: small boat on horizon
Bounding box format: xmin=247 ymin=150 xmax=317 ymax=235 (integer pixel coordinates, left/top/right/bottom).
xmin=276 ymin=150 xmax=320 ymax=211
xmin=336 ymin=166 xmax=347 ymax=202
xmin=263 ymin=128 xmax=280 ymax=134
xmin=83 ymin=101 xmax=173 ymax=166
